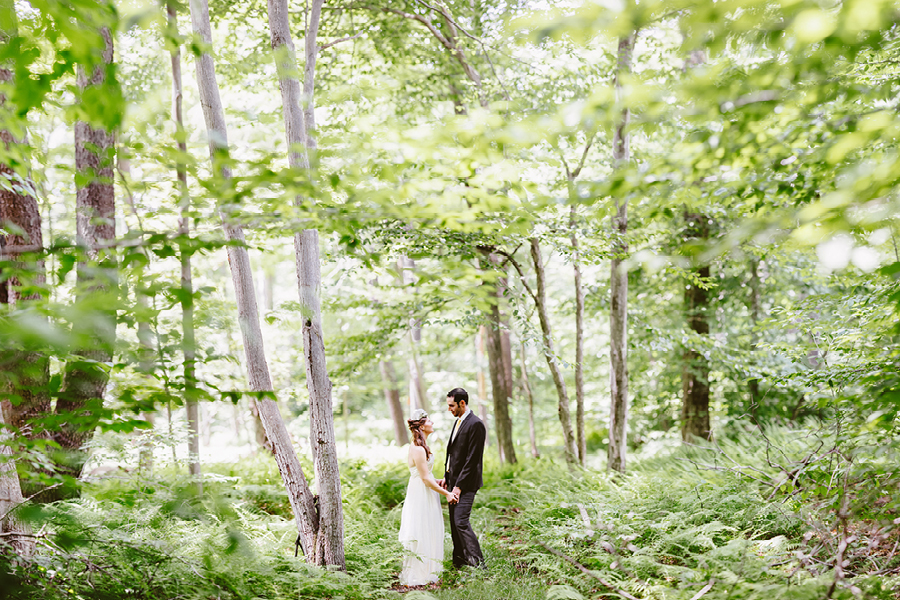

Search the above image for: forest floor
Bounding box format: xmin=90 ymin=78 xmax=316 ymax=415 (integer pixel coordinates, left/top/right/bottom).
xmin=4 ymin=428 xmax=900 ymax=599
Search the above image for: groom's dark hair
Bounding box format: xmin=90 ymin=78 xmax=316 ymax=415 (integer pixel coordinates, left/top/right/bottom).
xmin=447 ymin=388 xmax=468 ymax=406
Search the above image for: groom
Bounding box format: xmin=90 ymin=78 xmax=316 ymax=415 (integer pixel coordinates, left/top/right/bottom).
xmin=439 ymin=387 xmax=486 ymax=569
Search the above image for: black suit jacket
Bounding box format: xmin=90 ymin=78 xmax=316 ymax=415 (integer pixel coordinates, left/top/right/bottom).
xmin=443 ymin=411 xmax=486 ymax=493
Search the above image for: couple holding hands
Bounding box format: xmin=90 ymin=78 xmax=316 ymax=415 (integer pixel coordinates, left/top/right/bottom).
xmin=398 ymin=388 xmax=486 ymax=586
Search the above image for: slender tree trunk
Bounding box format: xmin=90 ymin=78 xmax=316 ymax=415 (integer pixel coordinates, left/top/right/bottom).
xmin=189 ymin=0 xmax=320 ymax=562
xmin=607 ymin=35 xmax=634 ymax=474
xmin=529 ymin=239 xmax=577 ymax=465
xmin=400 ymin=257 xmax=429 ymax=412
xmin=681 ymin=213 xmax=711 ymax=442
xmin=518 ymin=340 xmax=539 ymax=458
xmin=168 ymin=0 xmax=201 ymax=492
xmin=54 ymin=26 xmax=117 ymax=495
xmin=380 ymin=359 xmax=408 ymax=445
xmin=570 ymin=206 xmax=585 ymax=465
xmin=748 ymin=256 xmax=761 ymax=406
xmin=265 ymin=0 xmax=344 ymax=569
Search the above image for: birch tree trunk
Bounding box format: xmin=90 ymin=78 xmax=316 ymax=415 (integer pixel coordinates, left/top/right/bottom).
xmin=530 ymin=239 xmax=578 ymax=465
xmin=55 ymin=25 xmax=117 ymax=495
xmin=168 ymin=0 xmax=201 ymax=491
xmin=607 ymin=35 xmax=634 ymax=474
xmin=265 ymin=0 xmax=345 ymax=568
xmin=379 ymin=359 xmax=408 ymax=445
xmin=189 ymin=0 xmax=320 ymax=560
xmin=570 ymin=206 xmax=585 ymax=465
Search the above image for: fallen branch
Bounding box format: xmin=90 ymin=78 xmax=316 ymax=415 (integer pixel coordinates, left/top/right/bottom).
xmin=689 ymin=579 xmax=715 ymax=600
xmin=536 ymin=540 xmax=640 ymax=600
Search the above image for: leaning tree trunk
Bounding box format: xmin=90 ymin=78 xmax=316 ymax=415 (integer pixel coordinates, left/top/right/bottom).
xmin=607 ymin=34 xmax=634 ymax=474
xmin=188 ymin=0 xmax=320 ymax=560
xmin=168 ymin=0 xmax=201 ymax=491
xmin=265 ymin=0 xmax=345 ymax=568
xmin=54 ymin=26 xmax=117 ymax=496
xmin=529 ymin=239 xmax=578 ymax=465
xmin=379 ymin=359 xmax=408 ymax=445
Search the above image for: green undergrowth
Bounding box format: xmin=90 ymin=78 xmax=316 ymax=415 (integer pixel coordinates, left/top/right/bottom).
xmin=2 ymin=427 xmax=899 ymax=599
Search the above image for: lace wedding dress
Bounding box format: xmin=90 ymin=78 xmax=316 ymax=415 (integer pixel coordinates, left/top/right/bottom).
xmin=398 ymin=453 xmax=444 ymax=585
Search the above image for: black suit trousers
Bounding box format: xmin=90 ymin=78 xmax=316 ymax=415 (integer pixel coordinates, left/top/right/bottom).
xmin=448 ymin=491 xmax=484 ymax=568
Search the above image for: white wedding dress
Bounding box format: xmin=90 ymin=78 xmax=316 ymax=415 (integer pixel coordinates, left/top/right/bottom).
xmin=398 ymin=453 xmax=444 ymax=585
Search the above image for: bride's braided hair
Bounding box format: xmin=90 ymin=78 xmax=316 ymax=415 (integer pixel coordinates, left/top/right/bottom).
xmin=407 ymin=417 xmax=432 ymax=459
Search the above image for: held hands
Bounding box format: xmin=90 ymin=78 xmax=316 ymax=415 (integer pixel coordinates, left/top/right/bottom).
xmin=448 ymin=486 xmax=461 ymax=505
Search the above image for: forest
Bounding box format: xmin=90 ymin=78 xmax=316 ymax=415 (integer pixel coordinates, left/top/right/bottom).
xmin=1 ymin=0 xmax=899 ymax=598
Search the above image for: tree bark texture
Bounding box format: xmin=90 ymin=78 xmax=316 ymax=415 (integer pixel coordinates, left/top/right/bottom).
xmin=266 ymin=0 xmax=345 ymax=569
xmin=0 ymin=0 xmax=50 ymax=455
xmin=485 ymin=301 xmax=516 ymax=464
xmin=570 ymin=207 xmax=585 ymax=465
xmin=607 ymin=34 xmax=634 ymax=475
xmin=380 ymin=360 xmax=408 ymax=445
xmin=189 ymin=0 xmax=321 ymax=561
xmin=54 ymin=26 xmax=117 ymax=493
xmin=168 ymin=0 xmax=201 ymax=490
xmin=530 ymin=239 xmax=577 ymax=464
xmin=0 ymin=409 xmax=32 ymax=556
xmin=681 ymin=213 xmax=711 ymax=442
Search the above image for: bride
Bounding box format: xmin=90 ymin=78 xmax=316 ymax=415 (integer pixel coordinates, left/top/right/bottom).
xmin=398 ymin=409 xmax=458 ymax=586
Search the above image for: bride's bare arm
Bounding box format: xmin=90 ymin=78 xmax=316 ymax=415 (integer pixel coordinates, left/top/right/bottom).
xmin=411 ymin=447 xmax=454 ymax=499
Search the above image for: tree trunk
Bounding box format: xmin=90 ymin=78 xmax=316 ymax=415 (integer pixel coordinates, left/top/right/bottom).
xmin=475 ymin=327 xmax=490 ymax=447
xmin=482 ymin=253 xmax=515 ymax=463
xmin=748 ymin=256 xmax=761 ymax=406
xmin=680 ymin=34 xmax=712 ymax=444
xmin=400 ymin=257 xmax=429 ymax=412
xmin=0 ymin=0 xmax=50 ymax=461
xmin=681 ymin=213 xmax=711 ymax=442
xmin=570 ymin=206 xmax=585 ymax=465
xmin=55 ymin=26 xmax=117 ymax=494
xmin=530 ymin=239 xmax=577 ymax=465
xmin=189 ymin=0 xmax=320 ymax=562
xmin=607 ymin=34 xmax=634 ymax=475
xmin=168 ymin=0 xmax=201 ymax=492
xmin=0 ymin=408 xmax=32 ymax=556
xmin=518 ymin=340 xmax=539 ymax=459
xmin=380 ymin=359 xmax=408 ymax=445
xmin=485 ymin=301 xmax=516 ymax=464
xmin=265 ymin=0 xmax=344 ymax=569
